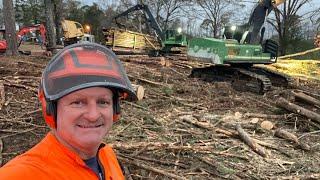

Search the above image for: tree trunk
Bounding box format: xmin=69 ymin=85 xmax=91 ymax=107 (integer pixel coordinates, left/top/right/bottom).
xmin=54 ymin=0 xmax=63 ymax=45
xmin=44 ymin=0 xmax=57 ymax=52
xmin=3 ymin=0 xmax=18 ymax=56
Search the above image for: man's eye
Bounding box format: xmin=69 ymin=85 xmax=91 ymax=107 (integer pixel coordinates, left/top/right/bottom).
xmin=71 ymin=101 xmax=83 ymax=105
xmin=98 ymin=100 xmax=111 ymax=106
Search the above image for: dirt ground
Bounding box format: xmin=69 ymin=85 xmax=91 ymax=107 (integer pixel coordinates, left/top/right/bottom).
xmin=0 ymin=53 xmax=319 ymax=179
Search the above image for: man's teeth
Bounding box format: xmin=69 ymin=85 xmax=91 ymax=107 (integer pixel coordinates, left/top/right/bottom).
xmin=78 ymin=124 xmax=103 ymax=128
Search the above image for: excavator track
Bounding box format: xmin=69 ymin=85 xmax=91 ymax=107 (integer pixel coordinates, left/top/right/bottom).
xmin=251 ymin=66 xmax=294 ymax=88
xmin=232 ymin=68 xmax=272 ymax=94
xmin=190 ymin=65 xmax=291 ymax=94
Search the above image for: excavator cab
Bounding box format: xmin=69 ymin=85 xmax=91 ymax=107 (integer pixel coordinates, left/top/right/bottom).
xmin=223 ymin=25 xmax=249 ymax=43
xmin=164 ymin=29 xmax=187 ymax=47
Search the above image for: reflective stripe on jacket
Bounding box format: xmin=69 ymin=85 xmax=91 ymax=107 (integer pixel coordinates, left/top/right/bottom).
xmin=0 ymin=132 xmax=124 ymax=180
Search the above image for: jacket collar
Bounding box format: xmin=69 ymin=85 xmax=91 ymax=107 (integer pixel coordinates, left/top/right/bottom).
xmin=45 ymin=132 xmax=105 ymax=165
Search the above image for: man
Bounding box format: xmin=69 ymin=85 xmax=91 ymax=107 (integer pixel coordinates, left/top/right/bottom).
xmin=0 ymin=42 xmax=137 ymax=179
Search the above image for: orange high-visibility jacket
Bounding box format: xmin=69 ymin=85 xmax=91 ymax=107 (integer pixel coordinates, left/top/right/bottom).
xmin=0 ymin=132 xmax=124 ymax=180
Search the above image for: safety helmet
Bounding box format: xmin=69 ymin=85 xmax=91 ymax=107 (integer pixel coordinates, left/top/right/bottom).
xmin=38 ymin=42 xmax=137 ymax=128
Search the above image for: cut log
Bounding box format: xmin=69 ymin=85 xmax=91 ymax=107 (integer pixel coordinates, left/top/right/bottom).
xmin=244 ymin=113 xmax=285 ymax=119
xmin=274 ymin=129 xmax=310 ymax=151
xmin=131 ymin=84 xmax=145 ymax=101
xmin=117 ymin=156 xmax=187 ymax=180
xmin=276 ymin=97 xmax=320 ymax=124
xmin=128 ymin=74 xmax=165 ymax=87
xmin=159 ymin=57 xmax=172 ymax=67
xmin=236 ymin=124 xmax=267 ymax=157
xmin=292 ymin=91 xmax=320 ymax=107
xmin=275 ymin=129 xmax=299 ymax=144
xmin=0 ymin=81 xmax=5 ymax=110
xmin=260 ymin=121 xmax=274 ymax=130
xmin=120 ymin=56 xmax=167 ymax=66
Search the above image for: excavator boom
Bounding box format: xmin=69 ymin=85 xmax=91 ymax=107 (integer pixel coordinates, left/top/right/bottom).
xmin=114 ymin=4 xmax=164 ymax=44
xmin=247 ymin=0 xmax=285 ymax=44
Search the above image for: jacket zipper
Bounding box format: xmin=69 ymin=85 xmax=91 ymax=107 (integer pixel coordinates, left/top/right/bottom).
xmin=97 ymin=153 xmax=106 ymax=180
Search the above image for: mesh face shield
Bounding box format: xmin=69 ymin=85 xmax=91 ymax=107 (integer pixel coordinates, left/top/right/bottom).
xmin=41 ymin=42 xmax=137 ymax=101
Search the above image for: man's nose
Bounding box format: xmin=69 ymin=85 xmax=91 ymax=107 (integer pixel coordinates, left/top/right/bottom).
xmin=84 ymin=103 xmax=101 ymax=121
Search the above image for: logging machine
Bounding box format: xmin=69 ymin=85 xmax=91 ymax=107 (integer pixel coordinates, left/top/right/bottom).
xmin=113 ymin=3 xmax=187 ymax=54
xmin=187 ymin=0 xmax=292 ymax=94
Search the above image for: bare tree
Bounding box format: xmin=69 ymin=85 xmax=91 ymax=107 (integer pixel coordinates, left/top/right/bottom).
xmin=44 ymin=0 xmax=57 ymax=51
xmin=54 ymin=0 xmax=63 ymax=45
xmin=146 ymin=0 xmax=190 ymax=31
xmin=268 ymin=0 xmax=316 ymax=55
xmin=3 ymin=0 xmax=18 ymax=56
xmin=0 ymin=7 xmax=4 ymax=26
xmin=194 ymin=0 xmax=241 ymax=38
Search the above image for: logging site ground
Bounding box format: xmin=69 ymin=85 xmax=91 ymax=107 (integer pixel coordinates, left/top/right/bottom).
xmin=0 ymin=53 xmax=320 ymax=179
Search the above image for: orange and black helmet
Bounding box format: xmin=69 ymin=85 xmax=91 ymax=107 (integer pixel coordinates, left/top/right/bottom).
xmin=38 ymin=42 xmax=137 ymax=128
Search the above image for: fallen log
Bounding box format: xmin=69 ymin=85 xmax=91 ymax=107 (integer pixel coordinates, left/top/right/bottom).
xmin=180 ymin=115 xmax=238 ymax=137
xmin=180 ymin=115 xmax=283 ymax=156
xmin=274 ymin=129 xmax=310 ymax=151
xmin=236 ymin=124 xmax=267 ymax=157
xmin=128 ymin=74 xmax=166 ymax=87
xmin=244 ymin=113 xmax=285 ymax=119
xmin=0 ymin=81 xmax=4 ymax=110
xmin=117 ymin=156 xmax=187 ymax=180
xmin=118 ymin=55 xmax=149 ymax=59
xmin=120 ymin=56 xmax=171 ymax=67
xmin=292 ymin=91 xmax=320 ymax=107
xmin=276 ymin=97 xmax=320 ymax=124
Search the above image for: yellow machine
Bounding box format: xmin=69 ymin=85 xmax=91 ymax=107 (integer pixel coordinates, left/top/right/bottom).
xmin=61 ymin=20 xmax=94 ymax=46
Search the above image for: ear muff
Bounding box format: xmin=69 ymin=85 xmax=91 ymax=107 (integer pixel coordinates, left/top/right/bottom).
xmin=38 ymin=88 xmax=56 ymax=128
xmin=113 ymin=94 xmax=121 ymax=122
xmin=46 ymin=101 xmax=57 ymax=128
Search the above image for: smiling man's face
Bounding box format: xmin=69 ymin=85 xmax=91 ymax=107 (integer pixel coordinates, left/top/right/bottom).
xmin=53 ymin=87 xmax=114 ymax=157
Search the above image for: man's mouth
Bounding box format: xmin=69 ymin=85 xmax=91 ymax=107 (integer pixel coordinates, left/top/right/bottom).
xmin=77 ymin=124 xmax=104 ymax=128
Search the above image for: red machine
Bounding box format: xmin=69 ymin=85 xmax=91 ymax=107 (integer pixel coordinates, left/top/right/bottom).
xmin=0 ymin=24 xmax=46 ymax=53
xmin=0 ymin=29 xmax=7 ymax=53
xmin=17 ymin=24 xmax=46 ymax=46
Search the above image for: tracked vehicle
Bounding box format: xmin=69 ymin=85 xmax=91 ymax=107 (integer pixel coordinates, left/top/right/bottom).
xmin=111 ymin=3 xmax=187 ymax=55
xmin=188 ymin=0 xmax=292 ymax=94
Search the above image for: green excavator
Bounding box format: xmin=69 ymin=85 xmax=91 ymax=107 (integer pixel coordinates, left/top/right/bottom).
xmin=113 ymin=3 xmax=187 ymax=54
xmin=188 ymin=0 xmax=291 ymax=94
